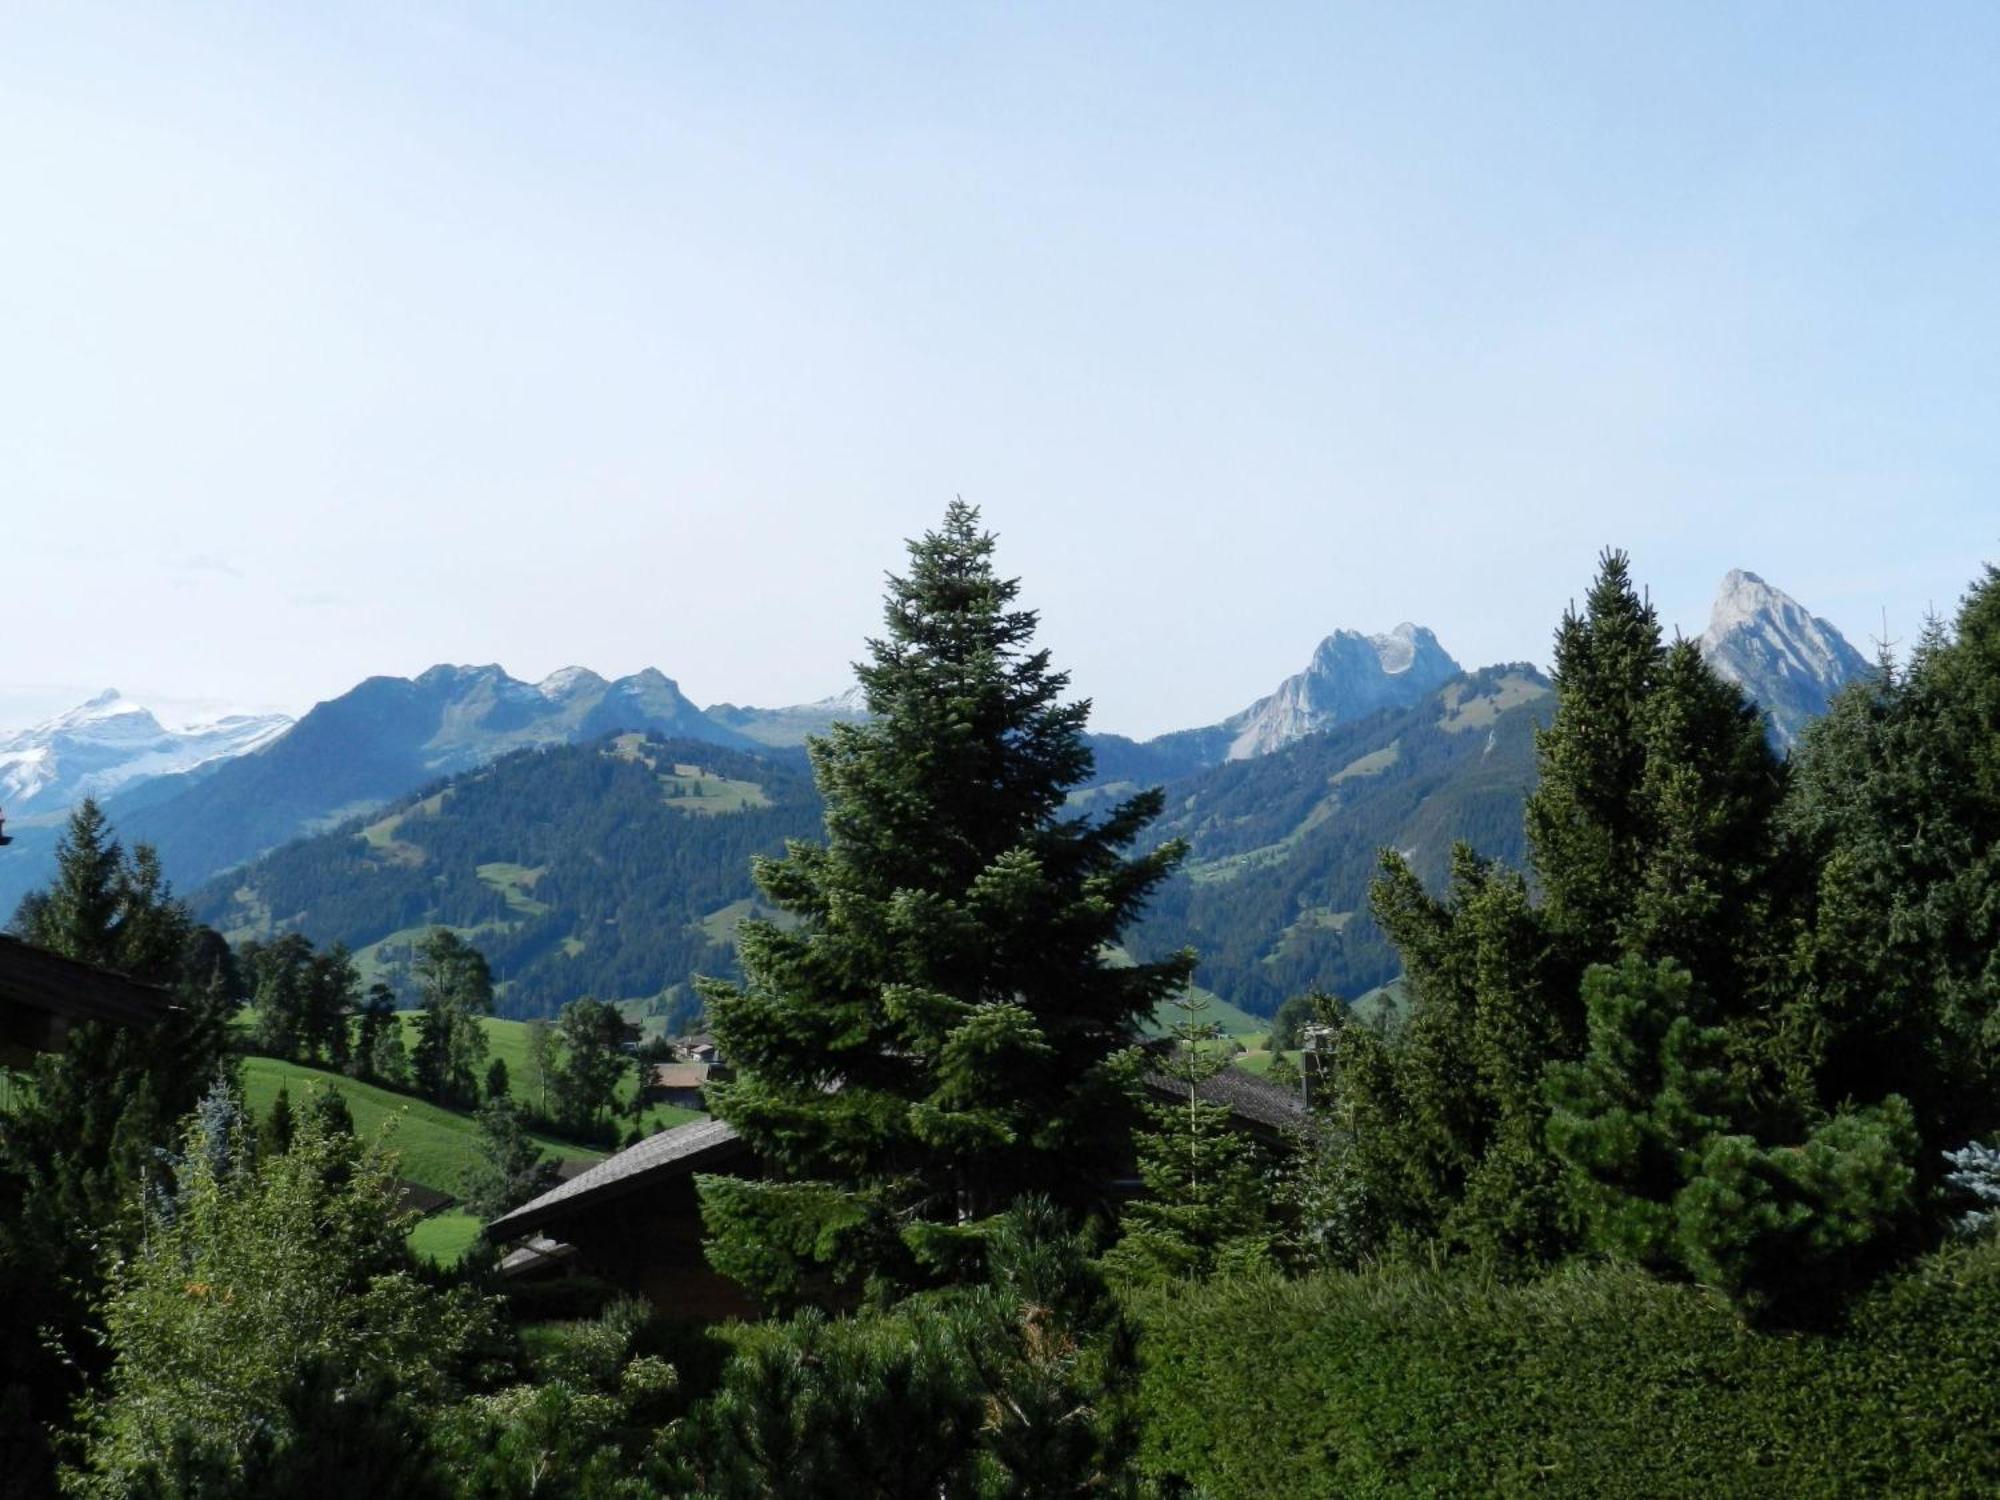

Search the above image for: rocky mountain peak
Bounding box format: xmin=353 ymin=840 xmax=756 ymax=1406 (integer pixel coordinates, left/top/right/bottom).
xmin=1225 ymin=624 xmax=1461 ymax=761
xmin=1698 ymin=570 xmax=1871 ymax=749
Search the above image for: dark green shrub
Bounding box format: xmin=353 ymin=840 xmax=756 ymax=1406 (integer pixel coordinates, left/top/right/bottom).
xmin=1136 ymin=1238 xmax=2000 ymax=1498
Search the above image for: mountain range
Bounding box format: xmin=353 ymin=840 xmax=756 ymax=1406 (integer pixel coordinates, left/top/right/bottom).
xmin=0 ymin=570 xmax=1875 ymax=951
xmin=184 ymin=662 xmax=1553 ymax=1025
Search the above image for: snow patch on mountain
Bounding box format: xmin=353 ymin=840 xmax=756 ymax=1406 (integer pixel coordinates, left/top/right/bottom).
xmin=0 ymin=691 xmax=293 ymax=816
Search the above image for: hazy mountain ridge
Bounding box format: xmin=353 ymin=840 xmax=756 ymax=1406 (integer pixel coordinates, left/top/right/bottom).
xmin=0 ymin=570 xmax=1869 ymax=943
xmin=1129 ymin=663 xmax=1554 ymax=1013
xmin=1 ymin=665 xmax=761 ymax=912
xmin=703 ymin=685 xmax=869 ymax=747
xmin=194 ymin=667 xmax=1556 ymax=1024
xmin=1215 ymin=623 xmax=1464 ymax=760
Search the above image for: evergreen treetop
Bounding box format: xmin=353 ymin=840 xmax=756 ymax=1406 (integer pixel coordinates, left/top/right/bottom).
xmin=700 ymin=501 xmax=1193 ymax=1305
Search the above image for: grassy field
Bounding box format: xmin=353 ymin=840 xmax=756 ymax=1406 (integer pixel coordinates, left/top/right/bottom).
xmin=396 ymin=1014 xmax=703 ymax=1134
xmin=240 ymin=1056 xmax=601 ymax=1200
xmin=408 ymin=1211 xmax=484 ymax=1266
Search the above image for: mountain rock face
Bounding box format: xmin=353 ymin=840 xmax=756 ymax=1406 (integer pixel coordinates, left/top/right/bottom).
xmin=0 ymin=690 xmax=290 ymax=818
xmin=704 ymin=685 xmax=870 ymax=747
xmin=85 ymin=665 xmax=756 ymax=896
xmin=1698 ymin=571 xmax=1872 ymax=749
xmin=1211 ymin=624 xmax=1462 ymax=760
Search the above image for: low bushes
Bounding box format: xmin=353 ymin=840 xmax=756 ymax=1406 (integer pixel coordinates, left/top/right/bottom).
xmin=1135 ymin=1239 xmax=2000 ymax=1498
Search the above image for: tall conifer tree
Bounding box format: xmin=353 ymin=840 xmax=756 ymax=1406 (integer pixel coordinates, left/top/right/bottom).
xmin=699 ymin=502 xmax=1192 ymax=1304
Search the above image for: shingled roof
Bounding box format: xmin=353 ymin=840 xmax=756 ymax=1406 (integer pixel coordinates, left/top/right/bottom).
xmin=1141 ymin=1062 xmax=1307 ymax=1134
xmin=0 ymin=934 xmax=176 ymax=1064
xmin=488 ymin=1116 xmax=751 ymax=1240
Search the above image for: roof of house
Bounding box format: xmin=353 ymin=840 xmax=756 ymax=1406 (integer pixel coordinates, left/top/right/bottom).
xmin=499 ymin=1235 xmax=579 ymax=1277
xmin=488 ymin=1116 xmax=751 ymax=1240
xmin=647 ymin=1062 xmax=711 ymax=1090
xmin=1140 ymin=1062 xmax=1307 ymax=1133
xmin=0 ymin=934 xmax=177 ymax=1031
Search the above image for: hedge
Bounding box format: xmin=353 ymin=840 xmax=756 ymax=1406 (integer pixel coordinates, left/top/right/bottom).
xmin=1135 ymin=1240 xmax=2000 ymax=1497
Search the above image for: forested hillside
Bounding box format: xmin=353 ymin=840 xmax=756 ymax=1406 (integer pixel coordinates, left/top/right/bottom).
xmin=195 ymin=734 xmax=821 ymax=1024
xmin=1129 ymin=664 xmax=1551 ymax=1012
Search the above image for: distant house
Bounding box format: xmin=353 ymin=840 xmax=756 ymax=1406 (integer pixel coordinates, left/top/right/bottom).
xmin=643 ymin=1061 xmax=713 ymax=1109
xmin=489 ymin=1066 xmax=1303 ymax=1320
xmin=674 ymin=1034 xmax=720 ymax=1065
xmin=0 ymin=934 xmax=176 ymax=1069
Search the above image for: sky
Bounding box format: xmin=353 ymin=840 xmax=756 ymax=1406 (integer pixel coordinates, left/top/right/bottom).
xmin=4 ymin=4 xmax=1997 ymax=739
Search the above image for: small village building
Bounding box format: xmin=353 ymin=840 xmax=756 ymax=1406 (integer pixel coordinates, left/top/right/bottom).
xmin=673 ymin=1034 xmax=720 ymax=1065
xmin=643 ymin=1061 xmax=713 ymax=1109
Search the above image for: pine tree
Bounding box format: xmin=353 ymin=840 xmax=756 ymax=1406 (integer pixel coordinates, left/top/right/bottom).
xmin=546 ymin=998 xmax=631 ymax=1134
xmin=1330 ymin=551 xmax=1794 ymax=1275
xmin=264 ymin=1086 xmax=297 ymax=1156
xmin=1784 ymin=569 xmax=2000 ymax=1153
xmin=355 ymin=983 xmax=399 ymax=1082
xmin=699 ymin=502 xmax=1193 ymax=1305
xmin=1104 ymin=992 xmax=1273 ymax=1284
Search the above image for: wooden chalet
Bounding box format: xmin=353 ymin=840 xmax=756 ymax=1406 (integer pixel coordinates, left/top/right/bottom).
xmin=0 ymin=934 xmax=177 ymax=1069
xmin=488 ymin=1117 xmax=762 ymax=1321
xmin=488 ymin=1066 xmax=1304 ymax=1320
xmin=642 ymin=1061 xmax=713 ymax=1109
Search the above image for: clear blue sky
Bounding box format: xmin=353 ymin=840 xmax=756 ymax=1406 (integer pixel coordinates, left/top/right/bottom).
xmin=4 ymin=4 xmax=1995 ymax=737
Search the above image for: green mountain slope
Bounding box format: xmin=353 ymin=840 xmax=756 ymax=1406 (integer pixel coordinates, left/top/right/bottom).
xmin=196 ymin=734 xmax=823 ymax=1024
xmin=238 ymin=1056 xmax=601 ymax=1200
xmin=1127 ymin=664 xmax=1552 ymax=1015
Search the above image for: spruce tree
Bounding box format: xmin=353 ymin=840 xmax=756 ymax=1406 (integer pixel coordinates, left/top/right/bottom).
xmin=1524 ymin=550 xmax=1664 ymax=963
xmin=1104 ymin=992 xmax=1273 ymax=1284
xmin=16 ymin=797 xmax=124 ymax=968
xmin=699 ymin=502 xmax=1192 ymax=1305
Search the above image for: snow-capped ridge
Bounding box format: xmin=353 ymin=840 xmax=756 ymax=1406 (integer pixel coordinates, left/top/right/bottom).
xmin=537 ymin=666 xmax=607 ymax=700
xmin=0 ymin=691 xmax=294 ymax=816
